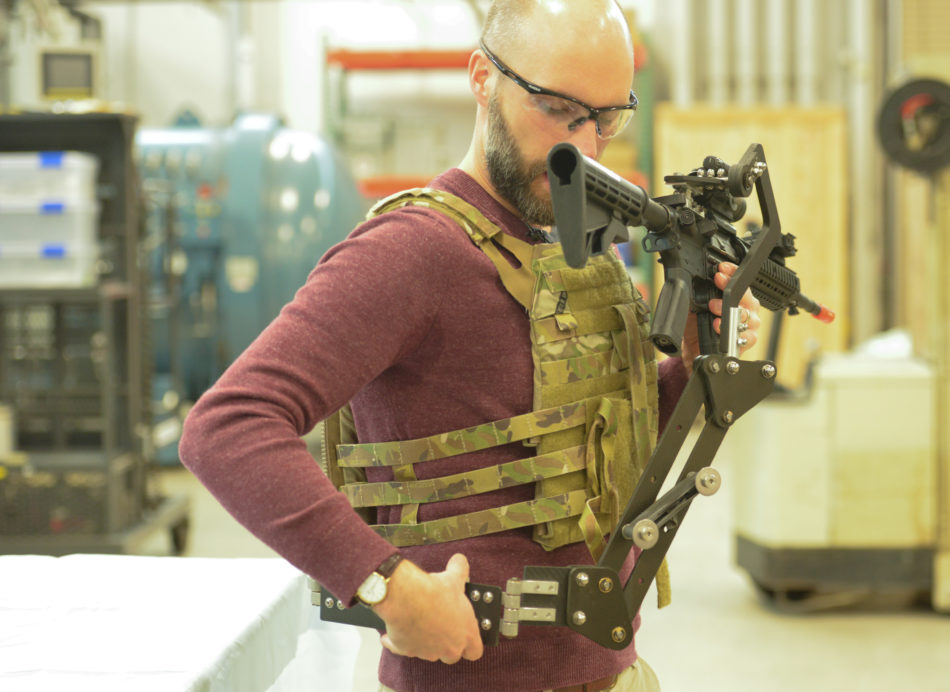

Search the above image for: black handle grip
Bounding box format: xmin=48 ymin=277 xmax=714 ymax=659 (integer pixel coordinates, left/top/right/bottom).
xmin=649 ymin=267 xmax=691 ymax=355
xmin=317 ymin=582 xmax=503 ymax=646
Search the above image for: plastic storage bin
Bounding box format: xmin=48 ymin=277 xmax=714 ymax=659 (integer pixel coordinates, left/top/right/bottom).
xmin=0 ymin=151 xmax=98 ymax=204
xmin=0 ymin=204 xmax=99 ymax=288
xmin=0 ymin=151 xmax=100 ymax=288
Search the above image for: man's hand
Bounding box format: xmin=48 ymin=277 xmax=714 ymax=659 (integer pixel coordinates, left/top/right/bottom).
xmin=374 ymin=553 xmax=484 ymax=664
xmin=681 ymin=262 xmax=762 ymax=369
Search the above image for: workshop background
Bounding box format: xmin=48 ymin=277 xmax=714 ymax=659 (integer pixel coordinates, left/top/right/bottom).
xmin=1 ymin=0 xmax=948 ymax=690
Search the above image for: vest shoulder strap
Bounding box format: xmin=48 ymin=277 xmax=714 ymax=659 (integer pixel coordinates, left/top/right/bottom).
xmin=367 ymin=187 xmax=537 ymax=311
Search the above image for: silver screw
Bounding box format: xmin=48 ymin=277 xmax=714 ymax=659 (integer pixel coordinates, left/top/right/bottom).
xmin=470 ymin=590 xmax=481 ymax=602
xmin=482 ymin=591 xmax=494 ymax=604
xmin=716 ymin=168 xmax=726 ymax=177
xmin=599 ymin=577 xmax=614 ymax=594
xmin=722 ymin=410 xmax=735 ymax=424
xmin=706 ymin=359 xmax=721 ymax=374
xmin=480 ymin=618 xmax=493 ymax=631
xmin=612 ymin=627 xmax=627 ymax=643
xmin=761 ymin=363 xmax=777 ymax=379
xmin=575 ymin=572 xmax=590 ymax=587
xmin=695 ymin=467 xmax=722 ymax=496
xmin=572 ymin=611 xmax=588 ymax=626
xmin=324 ymin=597 xmax=334 ymax=609
xmin=336 ymin=600 xmax=345 ymax=610
xmin=633 ymin=519 xmax=659 ymax=549
xmin=726 ymin=361 xmax=740 ymax=375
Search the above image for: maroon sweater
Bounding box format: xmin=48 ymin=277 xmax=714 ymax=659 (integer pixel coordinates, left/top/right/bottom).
xmin=179 ymin=169 xmax=688 ymax=692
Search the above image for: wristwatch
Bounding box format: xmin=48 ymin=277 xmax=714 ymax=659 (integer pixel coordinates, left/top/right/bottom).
xmin=355 ymin=553 xmax=404 ymax=606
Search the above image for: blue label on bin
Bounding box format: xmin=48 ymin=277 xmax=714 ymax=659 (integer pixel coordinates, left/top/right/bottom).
xmin=41 ymin=244 xmax=66 ymax=258
xmin=39 ymin=202 xmax=65 ymax=215
xmin=39 ymin=152 xmax=65 ymax=168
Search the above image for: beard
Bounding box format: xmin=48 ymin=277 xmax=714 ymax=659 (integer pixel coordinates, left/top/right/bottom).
xmin=484 ymin=95 xmax=555 ymax=227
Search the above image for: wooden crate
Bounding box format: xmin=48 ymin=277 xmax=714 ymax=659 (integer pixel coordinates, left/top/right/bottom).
xmin=652 ymin=104 xmax=850 ymax=388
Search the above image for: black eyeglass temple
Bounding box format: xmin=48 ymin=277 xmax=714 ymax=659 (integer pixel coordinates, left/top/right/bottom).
xmin=480 ymin=39 xmax=638 ymax=113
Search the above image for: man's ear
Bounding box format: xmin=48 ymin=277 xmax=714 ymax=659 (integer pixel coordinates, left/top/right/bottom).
xmin=469 ymin=49 xmax=493 ymax=107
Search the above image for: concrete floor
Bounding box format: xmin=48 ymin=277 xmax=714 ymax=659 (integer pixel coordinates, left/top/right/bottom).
xmin=154 ymin=449 xmax=950 ymax=692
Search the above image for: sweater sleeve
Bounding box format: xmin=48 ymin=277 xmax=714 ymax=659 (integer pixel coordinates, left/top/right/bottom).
xmin=178 ymin=207 xmax=459 ymax=602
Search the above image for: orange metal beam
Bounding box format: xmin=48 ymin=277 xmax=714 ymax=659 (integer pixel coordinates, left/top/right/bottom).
xmin=357 ymin=171 xmax=649 ymax=200
xmin=326 ymin=49 xmax=475 ymax=71
xmin=356 ymin=175 xmax=434 ymax=199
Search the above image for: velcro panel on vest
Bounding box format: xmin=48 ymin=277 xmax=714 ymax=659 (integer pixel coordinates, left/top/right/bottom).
xmin=369 ymin=489 xmax=590 ymax=547
xmin=343 ymin=445 xmax=586 ymax=507
xmin=336 ymin=400 xmax=588 ymax=468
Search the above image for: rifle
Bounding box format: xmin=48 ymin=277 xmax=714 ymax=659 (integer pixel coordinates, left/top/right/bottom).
xmin=548 ymin=141 xmax=834 ymax=356
xmin=314 ymin=143 xmax=834 ymax=649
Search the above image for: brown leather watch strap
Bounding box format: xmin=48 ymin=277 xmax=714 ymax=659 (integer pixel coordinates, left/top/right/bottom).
xmin=376 ymin=552 xmax=404 ymax=579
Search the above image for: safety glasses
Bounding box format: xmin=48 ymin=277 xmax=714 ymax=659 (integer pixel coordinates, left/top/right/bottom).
xmin=479 ymin=39 xmax=638 ymax=140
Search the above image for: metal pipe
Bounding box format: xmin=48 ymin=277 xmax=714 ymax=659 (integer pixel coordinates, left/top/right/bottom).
xmin=846 ymin=0 xmax=882 ymax=342
xmin=766 ymin=0 xmax=787 ymax=106
xmin=669 ymin=0 xmax=693 ymax=107
xmin=707 ymin=0 xmax=727 ymax=106
xmin=735 ymin=0 xmax=757 ymax=106
xmin=795 ymin=0 xmax=817 ymax=105
xmin=882 ymin=0 xmax=903 ymax=329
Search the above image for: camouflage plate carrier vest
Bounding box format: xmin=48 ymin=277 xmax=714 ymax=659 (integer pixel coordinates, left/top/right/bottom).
xmin=320 ymin=188 xmax=670 ymax=606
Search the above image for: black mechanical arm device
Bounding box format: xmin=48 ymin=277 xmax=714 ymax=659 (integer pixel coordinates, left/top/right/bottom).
xmin=315 ymin=143 xmax=834 ymax=649
xmin=548 ymin=142 xmax=834 ymax=356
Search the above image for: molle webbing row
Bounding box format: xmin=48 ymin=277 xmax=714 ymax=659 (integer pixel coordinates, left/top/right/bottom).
xmin=342 ymin=445 xmax=587 ymax=507
xmin=336 ymin=399 xmax=614 ymax=546
xmin=371 ymin=490 xmax=591 ymax=547
xmin=336 ymin=400 xmax=589 ymax=468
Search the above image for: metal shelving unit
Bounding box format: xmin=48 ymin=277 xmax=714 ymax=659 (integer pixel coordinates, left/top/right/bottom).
xmin=0 ymin=113 xmax=189 ymax=555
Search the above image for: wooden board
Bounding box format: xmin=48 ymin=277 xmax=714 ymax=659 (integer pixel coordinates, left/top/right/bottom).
xmin=652 ymin=104 xmax=850 ymax=388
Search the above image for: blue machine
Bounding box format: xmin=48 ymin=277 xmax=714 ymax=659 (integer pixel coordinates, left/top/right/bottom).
xmin=136 ymin=113 xmax=368 ymax=463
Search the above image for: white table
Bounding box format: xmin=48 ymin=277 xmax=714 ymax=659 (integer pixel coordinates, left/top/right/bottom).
xmin=0 ymin=554 xmax=363 ymax=692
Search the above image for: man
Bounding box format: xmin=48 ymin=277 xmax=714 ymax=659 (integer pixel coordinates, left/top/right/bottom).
xmin=180 ymin=1 xmax=761 ymax=690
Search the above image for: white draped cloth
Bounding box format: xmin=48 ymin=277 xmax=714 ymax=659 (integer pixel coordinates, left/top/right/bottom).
xmin=0 ymin=555 xmax=363 ymax=692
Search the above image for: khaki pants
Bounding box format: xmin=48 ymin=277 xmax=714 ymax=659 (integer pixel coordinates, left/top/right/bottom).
xmin=379 ymin=657 xmax=661 ymax=692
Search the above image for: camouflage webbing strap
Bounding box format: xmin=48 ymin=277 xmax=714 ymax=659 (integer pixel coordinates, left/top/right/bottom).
xmin=370 ymin=489 xmax=590 ymax=547
xmin=369 ymin=188 xmax=537 ymax=311
xmin=337 ymin=399 xmax=605 ymax=547
xmin=342 ymin=445 xmax=587 ymax=507
xmin=337 ymin=400 xmax=588 ymax=467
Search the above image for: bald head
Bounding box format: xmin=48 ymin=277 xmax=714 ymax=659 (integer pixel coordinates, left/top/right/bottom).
xmin=461 ymin=0 xmax=637 ymax=222
xmin=481 ymin=0 xmax=634 ymax=87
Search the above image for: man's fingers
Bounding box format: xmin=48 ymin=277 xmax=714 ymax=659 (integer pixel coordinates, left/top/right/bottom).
xmin=445 ymin=554 xmax=484 ymax=661
xmin=463 ymin=637 xmax=484 ymax=661
xmin=446 ymin=553 xmax=470 ymax=582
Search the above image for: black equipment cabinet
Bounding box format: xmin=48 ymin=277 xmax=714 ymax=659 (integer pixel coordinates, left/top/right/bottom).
xmin=0 ymin=113 xmax=190 ymax=555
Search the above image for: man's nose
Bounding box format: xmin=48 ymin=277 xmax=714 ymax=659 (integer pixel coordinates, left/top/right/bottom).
xmin=566 ymin=118 xmax=602 ymax=160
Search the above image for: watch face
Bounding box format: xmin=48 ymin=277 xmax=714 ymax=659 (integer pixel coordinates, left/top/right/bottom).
xmin=357 ymin=573 xmax=387 ymax=605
